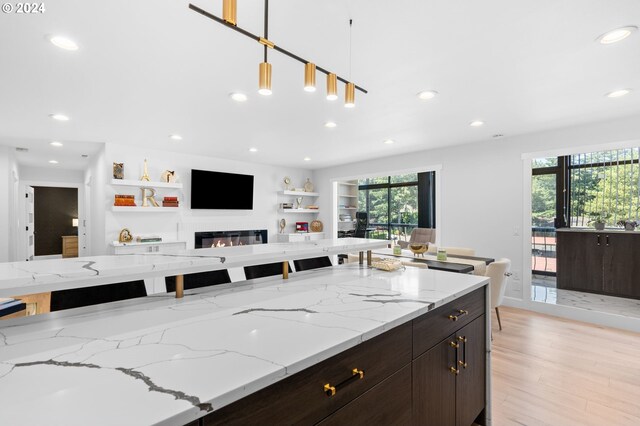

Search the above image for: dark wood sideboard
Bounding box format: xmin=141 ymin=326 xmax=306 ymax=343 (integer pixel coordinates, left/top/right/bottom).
xmin=183 ymin=287 xmax=487 ymax=426
xmin=557 ymin=229 xmax=640 ymax=299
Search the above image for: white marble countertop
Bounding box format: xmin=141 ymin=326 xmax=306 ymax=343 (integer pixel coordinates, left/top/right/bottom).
xmin=0 ymin=238 xmax=387 ymax=297
xmin=0 ymin=265 xmax=488 ymax=426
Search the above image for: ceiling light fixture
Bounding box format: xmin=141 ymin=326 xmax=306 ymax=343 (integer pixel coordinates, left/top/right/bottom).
xmin=345 ymin=83 xmax=355 ymax=108
xmin=49 ymin=113 xmax=70 ymax=121
xmin=417 ymin=90 xmax=438 ymax=100
xmin=324 ymin=121 xmax=337 ymax=128
xmin=303 ymin=157 xmax=311 ymax=162
xmin=597 ymin=26 xmax=637 ymax=44
xmin=169 ymin=134 xmax=183 ymax=140
xmin=249 ymin=147 xmax=258 ymax=152
xmin=606 ymin=89 xmax=631 ymax=98
xmin=189 ymin=2 xmax=367 ymax=101
xmin=304 ymin=62 xmax=316 ymax=92
xmin=470 ymin=120 xmax=484 ymax=127
xmin=50 ymin=141 xmax=63 ymax=147
xmin=327 ymin=73 xmax=338 ymax=100
xmin=49 ymin=36 xmax=79 ymax=51
xmin=230 ymin=92 xmax=247 ymax=102
xmin=384 ymin=139 xmax=395 ymax=144
xmin=49 ymin=160 xmax=59 ymax=164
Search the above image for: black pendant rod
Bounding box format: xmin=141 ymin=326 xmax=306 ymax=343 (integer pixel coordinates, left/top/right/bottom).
xmin=188 ymin=3 xmax=368 ymax=94
xmin=263 ymin=0 xmax=268 ymax=62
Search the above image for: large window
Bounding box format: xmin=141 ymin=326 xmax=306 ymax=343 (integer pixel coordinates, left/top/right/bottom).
xmin=358 ymin=172 xmax=435 ymax=241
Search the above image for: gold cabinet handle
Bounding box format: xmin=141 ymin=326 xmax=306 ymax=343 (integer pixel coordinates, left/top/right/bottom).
xmin=448 ymin=314 xmax=458 ymax=321
xmin=458 ymin=309 xmax=469 ymax=315
xmin=449 ymin=341 xmax=459 ymax=348
xmin=324 ymin=383 xmax=336 ymax=397
xmin=458 ymin=335 xmax=468 ymax=368
xmin=449 ymin=366 xmax=459 ymax=375
xmin=352 ymin=368 xmax=364 ymax=379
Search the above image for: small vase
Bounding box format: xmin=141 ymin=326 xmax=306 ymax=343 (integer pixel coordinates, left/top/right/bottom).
xmin=625 ymin=223 xmax=635 ymax=231
xmin=594 ymin=222 xmax=605 ymax=231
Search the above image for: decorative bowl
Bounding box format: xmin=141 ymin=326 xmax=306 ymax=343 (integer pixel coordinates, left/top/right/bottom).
xmin=409 ymin=243 xmax=428 ymax=257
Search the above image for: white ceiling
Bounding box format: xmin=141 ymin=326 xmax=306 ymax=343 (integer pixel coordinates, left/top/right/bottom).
xmin=1 ymin=0 xmax=639 ymax=169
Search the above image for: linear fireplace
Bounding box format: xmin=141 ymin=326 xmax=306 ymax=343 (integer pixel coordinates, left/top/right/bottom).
xmin=195 ymin=229 xmax=268 ymax=249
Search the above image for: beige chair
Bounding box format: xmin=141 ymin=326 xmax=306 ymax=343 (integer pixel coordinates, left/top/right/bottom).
xmin=399 ymin=228 xmax=436 ymax=249
xmin=427 ymin=246 xmax=476 ymax=256
xmin=484 ymin=258 xmax=511 ymax=330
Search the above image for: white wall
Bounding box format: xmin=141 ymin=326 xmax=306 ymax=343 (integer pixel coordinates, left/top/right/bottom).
xmin=103 ymin=143 xmax=314 ymax=251
xmin=19 ymin=166 xmax=84 ymax=183
xmin=313 ymin=114 xmax=640 ymax=301
xmin=0 ymin=146 xmax=10 ymax=262
xmin=85 ymin=145 xmax=107 ymax=255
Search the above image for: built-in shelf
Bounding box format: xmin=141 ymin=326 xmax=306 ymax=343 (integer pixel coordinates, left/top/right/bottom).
xmin=338 ymin=194 xmax=358 ymax=198
xmin=278 ymin=209 xmax=320 ymax=214
xmin=278 ymin=190 xmax=320 ymax=197
xmin=111 ymin=179 xmax=183 ymax=189
xmin=339 ymin=207 xmax=357 ymax=210
xmin=111 ymin=206 xmax=181 ymax=213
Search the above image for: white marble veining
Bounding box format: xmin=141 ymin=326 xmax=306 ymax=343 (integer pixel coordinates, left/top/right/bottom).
xmin=0 ymin=265 xmax=488 ymax=426
xmin=0 ymin=238 xmax=387 ymax=297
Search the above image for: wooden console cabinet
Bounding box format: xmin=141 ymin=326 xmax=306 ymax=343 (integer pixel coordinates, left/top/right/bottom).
xmin=198 ymin=287 xmax=487 ymax=426
xmin=61 ymin=236 xmax=78 ymax=258
xmin=557 ymin=229 xmax=640 ymax=299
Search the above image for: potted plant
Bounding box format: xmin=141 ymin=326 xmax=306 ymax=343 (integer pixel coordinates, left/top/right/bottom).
xmin=617 ymin=219 xmax=639 ymax=231
xmin=588 ymin=212 xmax=609 ymax=231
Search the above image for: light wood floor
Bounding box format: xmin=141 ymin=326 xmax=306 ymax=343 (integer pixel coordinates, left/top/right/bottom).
xmin=491 ymin=307 xmax=640 ymax=426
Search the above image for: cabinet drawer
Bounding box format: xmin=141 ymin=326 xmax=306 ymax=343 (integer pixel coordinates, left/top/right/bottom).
xmin=203 ymin=322 xmax=412 ymax=426
xmin=413 ymin=287 xmax=485 ymax=358
xmin=316 ymin=364 xmax=412 ymax=426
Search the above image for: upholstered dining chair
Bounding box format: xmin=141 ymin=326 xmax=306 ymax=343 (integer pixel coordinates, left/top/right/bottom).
xmin=399 ymin=228 xmax=436 ymax=249
xmin=484 ymin=258 xmax=511 ymax=330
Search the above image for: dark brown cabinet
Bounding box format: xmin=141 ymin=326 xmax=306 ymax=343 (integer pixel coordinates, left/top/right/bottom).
xmin=413 ymin=316 xmax=486 ymax=426
xmin=557 ymin=230 xmax=640 ymax=299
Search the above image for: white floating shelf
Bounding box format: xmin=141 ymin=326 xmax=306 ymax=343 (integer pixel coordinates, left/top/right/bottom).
xmin=111 ymin=206 xmax=182 ymax=213
xmin=111 ymin=179 xmax=183 ymax=189
xmin=278 ymin=209 xmax=320 ymax=214
xmin=338 ymin=194 xmax=358 ymax=198
xmin=339 ymin=207 xmax=357 ymax=210
xmin=278 ymin=190 xmax=320 ymax=197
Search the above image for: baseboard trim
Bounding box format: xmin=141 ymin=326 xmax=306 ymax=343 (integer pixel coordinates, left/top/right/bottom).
xmin=502 ymin=296 xmax=640 ymax=333
xmin=33 ymin=255 xmax=63 ymax=260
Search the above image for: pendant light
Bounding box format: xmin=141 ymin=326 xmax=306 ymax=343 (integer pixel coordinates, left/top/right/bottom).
xmin=304 ymin=63 xmax=316 ymax=92
xmin=258 ymin=61 xmax=272 ymax=95
xmin=345 ymin=83 xmax=355 ymax=108
xmin=326 ymin=73 xmax=338 ymax=100
xmin=223 ymin=0 xmax=237 ymax=25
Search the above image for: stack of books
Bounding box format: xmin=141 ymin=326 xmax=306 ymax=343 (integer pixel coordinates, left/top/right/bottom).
xmin=0 ymin=298 xmax=25 ymax=317
xmin=114 ymin=194 xmax=136 ymax=206
xmin=306 ymin=205 xmax=319 ymax=210
xmin=136 ymin=235 xmax=163 ymax=243
xmin=162 ymin=196 xmax=179 ymax=208
xmin=280 ymin=202 xmax=294 ymax=210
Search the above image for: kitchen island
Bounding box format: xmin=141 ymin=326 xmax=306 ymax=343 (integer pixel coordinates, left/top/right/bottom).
xmin=0 ymin=262 xmax=490 ymax=425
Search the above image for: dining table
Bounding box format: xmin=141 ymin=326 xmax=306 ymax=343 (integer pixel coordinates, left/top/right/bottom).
xmin=372 ymin=248 xmax=494 ymax=274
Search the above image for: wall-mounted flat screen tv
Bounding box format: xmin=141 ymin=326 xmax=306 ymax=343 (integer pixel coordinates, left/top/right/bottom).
xmin=191 ymin=169 xmax=254 ymax=210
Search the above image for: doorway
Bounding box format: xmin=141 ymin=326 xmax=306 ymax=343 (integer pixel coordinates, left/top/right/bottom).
xmin=32 ymin=186 xmax=79 ymax=259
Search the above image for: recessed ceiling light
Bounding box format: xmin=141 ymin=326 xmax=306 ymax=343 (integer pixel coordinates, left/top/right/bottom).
xmin=384 ymin=139 xmax=395 ymax=144
xmin=49 ymin=36 xmax=79 ymax=51
xmin=303 ymin=157 xmax=311 ymax=162
xmin=230 ymin=92 xmax=248 ymax=102
xmin=81 ymin=154 xmax=89 ymax=158
xmin=597 ymin=26 xmax=638 ymax=44
xmin=50 ymin=141 xmax=63 ymax=147
xmin=470 ymin=120 xmax=484 ymax=127
xmin=249 ymin=147 xmax=258 ymax=152
xmin=324 ymin=121 xmax=337 ymax=128
xmin=49 ymin=160 xmax=59 ymax=164
xmin=606 ymin=89 xmax=631 ymax=98
xmin=169 ymin=134 xmax=183 ymax=140
xmin=49 ymin=113 xmax=70 ymax=121
xmin=417 ymin=90 xmax=438 ymax=100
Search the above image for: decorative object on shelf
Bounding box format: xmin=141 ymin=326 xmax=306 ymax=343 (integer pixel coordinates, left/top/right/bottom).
xmin=141 ymin=188 xmax=159 ymax=207
xmin=118 ymin=228 xmax=133 ymax=243
xmin=409 ymin=243 xmax=428 ymax=257
xmin=283 ymin=176 xmax=291 ymax=190
xmin=136 ymin=235 xmax=163 ymax=243
xmin=392 ymin=239 xmax=402 ymax=255
xmin=617 ymin=220 xmax=639 ymax=231
xmin=114 ymin=194 xmax=136 ymax=206
xmin=296 ymin=196 xmax=303 ymax=209
xmin=280 ymin=202 xmax=293 ymax=210
xmin=161 ymin=170 xmax=176 ymax=183
xmin=296 ymin=222 xmax=309 ymax=233
xmin=371 ymin=258 xmax=403 ymax=272
xmin=304 ymin=178 xmax=314 ymax=192
xmin=305 ymin=205 xmax=319 ymax=210
xmin=162 ymin=196 xmax=179 ymax=207
xmin=113 ymin=162 xmax=124 ymax=179
xmin=188 ymin=1 xmax=367 ymax=106
xmin=589 ymin=212 xmax=610 ymax=231
xmin=310 ymin=220 xmax=323 ymax=232
xmin=279 ymin=218 xmax=286 ymax=233
xmin=140 ymin=159 xmax=151 ymax=182
xmin=437 ymin=248 xmax=448 ymax=261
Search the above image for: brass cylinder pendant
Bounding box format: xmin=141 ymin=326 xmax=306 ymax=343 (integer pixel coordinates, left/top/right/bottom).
xmin=259 ymin=62 xmax=272 ymax=95
xmin=223 ymin=0 xmax=237 ymax=25
xmin=327 ymin=73 xmax=338 ymax=100
xmin=304 ymin=63 xmax=316 ymax=92
xmin=345 ymin=82 xmax=355 ymax=108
